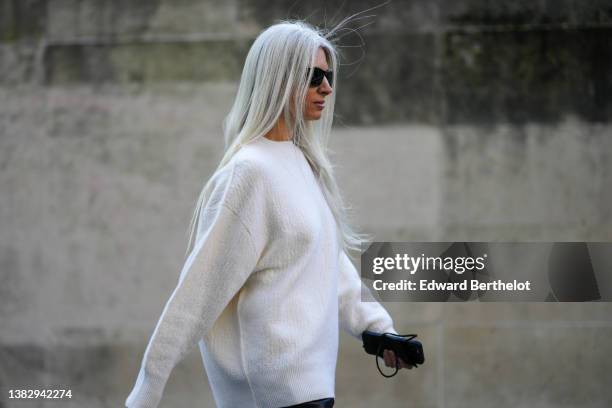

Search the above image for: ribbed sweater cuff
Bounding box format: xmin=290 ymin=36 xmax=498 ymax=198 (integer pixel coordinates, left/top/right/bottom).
xmin=367 ymin=320 xmax=397 ymax=335
xmin=125 ymin=371 xmax=166 ymax=408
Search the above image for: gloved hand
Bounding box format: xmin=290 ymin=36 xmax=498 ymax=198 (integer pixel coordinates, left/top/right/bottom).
xmin=382 ymin=349 xmax=413 ymax=370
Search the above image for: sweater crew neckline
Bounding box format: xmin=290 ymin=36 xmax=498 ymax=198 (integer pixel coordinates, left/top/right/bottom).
xmin=260 ymin=136 xmax=296 ymax=146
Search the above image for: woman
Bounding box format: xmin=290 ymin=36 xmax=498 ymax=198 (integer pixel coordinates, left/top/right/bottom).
xmin=125 ymin=19 xmax=410 ymax=408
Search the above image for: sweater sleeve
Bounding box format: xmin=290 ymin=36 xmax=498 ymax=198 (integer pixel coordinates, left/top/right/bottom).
xmin=125 ymin=161 xmax=267 ymax=408
xmin=337 ymin=249 xmax=398 ymax=340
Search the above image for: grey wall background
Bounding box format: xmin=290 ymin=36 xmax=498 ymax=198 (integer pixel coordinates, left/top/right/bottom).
xmin=1 ymin=0 xmax=612 ymax=407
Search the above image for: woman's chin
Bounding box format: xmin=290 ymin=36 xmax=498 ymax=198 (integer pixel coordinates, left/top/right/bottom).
xmin=305 ymin=112 xmax=322 ymax=121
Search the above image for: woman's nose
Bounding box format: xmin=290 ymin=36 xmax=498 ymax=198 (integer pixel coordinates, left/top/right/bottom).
xmin=319 ymin=78 xmax=333 ymax=95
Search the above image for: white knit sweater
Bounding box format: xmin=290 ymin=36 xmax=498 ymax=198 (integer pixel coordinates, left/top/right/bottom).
xmin=125 ymin=137 xmax=396 ymax=408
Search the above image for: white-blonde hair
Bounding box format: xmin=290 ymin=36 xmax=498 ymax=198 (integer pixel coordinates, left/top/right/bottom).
xmin=185 ymin=15 xmax=376 ymax=258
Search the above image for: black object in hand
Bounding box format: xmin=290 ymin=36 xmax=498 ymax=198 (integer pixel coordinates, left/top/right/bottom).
xmin=362 ymin=331 xmax=425 ymax=377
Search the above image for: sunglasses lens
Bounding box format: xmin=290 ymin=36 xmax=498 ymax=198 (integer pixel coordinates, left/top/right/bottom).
xmin=310 ymin=70 xmax=324 ymax=87
xmin=308 ymin=68 xmax=332 ymax=87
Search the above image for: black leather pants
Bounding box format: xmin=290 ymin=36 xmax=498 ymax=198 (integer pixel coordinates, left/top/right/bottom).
xmin=281 ymin=397 xmax=335 ymax=407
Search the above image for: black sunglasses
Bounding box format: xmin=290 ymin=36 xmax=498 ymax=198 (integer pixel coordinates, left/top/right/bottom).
xmin=306 ymin=67 xmax=334 ymax=88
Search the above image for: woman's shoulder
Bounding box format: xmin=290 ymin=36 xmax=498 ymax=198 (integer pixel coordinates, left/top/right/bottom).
xmin=201 ymin=146 xmax=279 ymax=219
xmin=208 ymin=147 xmax=272 ymax=196
xmin=228 ymin=142 xmax=279 ymax=180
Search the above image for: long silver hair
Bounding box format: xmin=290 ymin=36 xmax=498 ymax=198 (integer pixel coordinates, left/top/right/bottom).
xmin=185 ymin=17 xmax=375 ymax=258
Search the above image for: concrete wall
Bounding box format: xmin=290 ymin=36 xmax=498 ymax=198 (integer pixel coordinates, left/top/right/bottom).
xmin=1 ymin=1 xmax=611 ymax=407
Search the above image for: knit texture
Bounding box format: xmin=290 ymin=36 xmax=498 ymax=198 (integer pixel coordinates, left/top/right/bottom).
xmin=125 ymin=137 xmax=396 ymax=408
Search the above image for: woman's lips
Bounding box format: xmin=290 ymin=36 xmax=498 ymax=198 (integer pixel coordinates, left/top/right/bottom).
xmin=314 ymin=101 xmax=325 ymax=110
